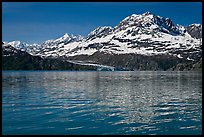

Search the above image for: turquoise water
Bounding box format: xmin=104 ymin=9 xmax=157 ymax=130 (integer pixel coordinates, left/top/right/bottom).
xmin=2 ymin=71 xmax=202 ymax=135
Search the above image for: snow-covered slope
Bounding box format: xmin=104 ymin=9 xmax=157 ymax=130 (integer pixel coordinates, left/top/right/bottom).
xmin=33 ymin=34 xmax=84 ymax=58
xmin=3 ymin=12 xmax=202 ymax=62
xmin=3 ymin=41 xmax=42 ymax=55
xmin=61 ymin=12 xmax=202 ymax=61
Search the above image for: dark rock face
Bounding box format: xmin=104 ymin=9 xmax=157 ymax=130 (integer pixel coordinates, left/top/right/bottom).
xmin=168 ymin=58 xmax=202 ymax=71
xmin=66 ymin=51 xmax=194 ymax=71
xmin=187 ymin=24 xmax=202 ymax=39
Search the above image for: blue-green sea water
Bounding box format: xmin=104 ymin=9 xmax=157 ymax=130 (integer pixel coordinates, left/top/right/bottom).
xmin=2 ymin=71 xmax=202 ymax=135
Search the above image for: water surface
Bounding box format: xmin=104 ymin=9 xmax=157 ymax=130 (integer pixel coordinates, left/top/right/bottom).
xmin=2 ymin=71 xmax=202 ymax=135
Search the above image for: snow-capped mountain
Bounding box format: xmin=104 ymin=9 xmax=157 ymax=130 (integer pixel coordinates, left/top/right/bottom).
xmin=3 ymin=12 xmax=202 ymax=70
xmin=3 ymin=33 xmax=85 ymax=58
xmin=114 ymin=12 xmax=186 ymax=35
xmin=42 ymin=33 xmax=84 ymax=46
xmin=62 ymin=12 xmax=201 ymax=61
xmin=3 ymin=41 xmax=42 ymax=54
xmin=86 ymin=26 xmax=113 ymax=41
xmin=2 ymin=42 xmax=22 ymax=56
xmin=32 ymin=33 xmax=84 ymax=58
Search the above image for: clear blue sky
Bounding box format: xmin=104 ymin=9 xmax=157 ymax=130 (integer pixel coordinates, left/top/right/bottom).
xmin=2 ymin=2 xmax=202 ymax=44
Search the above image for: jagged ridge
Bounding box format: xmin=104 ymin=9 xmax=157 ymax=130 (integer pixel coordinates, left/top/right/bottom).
xmin=2 ymin=12 xmax=202 ymax=70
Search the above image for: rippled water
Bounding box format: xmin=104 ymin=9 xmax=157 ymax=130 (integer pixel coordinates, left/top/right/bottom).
xmin=2 ymin=71 xmax=202 ymax=135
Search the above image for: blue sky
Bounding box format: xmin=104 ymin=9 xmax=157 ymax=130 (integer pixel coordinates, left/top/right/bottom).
xmin=2 ymin=2 xmax=202 ymax=44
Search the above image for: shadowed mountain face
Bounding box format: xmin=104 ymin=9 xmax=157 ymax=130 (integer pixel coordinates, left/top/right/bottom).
xmin=2 ymin=12 xmax=202 ymax=70
xmin=186 ymin=24 xmax=202 ymax=39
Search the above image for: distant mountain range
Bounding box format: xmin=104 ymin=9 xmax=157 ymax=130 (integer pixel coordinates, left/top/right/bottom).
xmin=2 ymin=12 xmax=202 ymax=70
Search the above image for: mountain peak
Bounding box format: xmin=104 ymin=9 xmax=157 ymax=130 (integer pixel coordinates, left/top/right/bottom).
xmin=142 ymin=11 xmax=152 ymax=16
xmin=54 ymin=33 xmax=72 ymax=42
xmin=189 ymin=23 xmax=202 ymax=27
xmin=63 ymin=33 xmax=70 ymax=38
xmin=86 ymin=26 xmax=113 ymax=40
xmin=8 ymin=41 xmax=21 ymax=47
